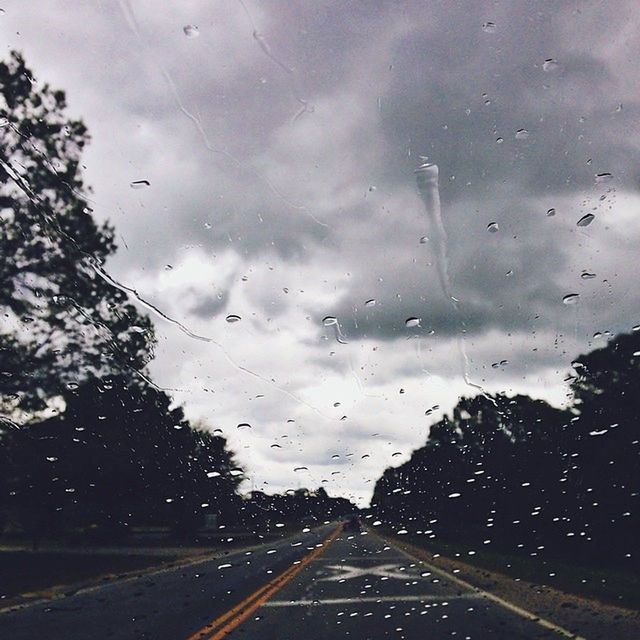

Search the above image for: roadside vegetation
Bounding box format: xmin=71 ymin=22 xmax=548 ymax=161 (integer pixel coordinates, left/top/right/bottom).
xmin=371 ymin=330 xmax=640 ymax=607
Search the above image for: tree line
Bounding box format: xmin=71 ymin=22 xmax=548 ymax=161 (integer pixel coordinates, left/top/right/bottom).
xmin=372 ymin=330 xmax=640 ymax=569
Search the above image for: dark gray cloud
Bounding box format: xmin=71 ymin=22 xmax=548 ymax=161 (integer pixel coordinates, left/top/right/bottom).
xmin=189 ymin=293 xmax=228 ymax=319
xmin=377 ymin=1 xmax=640 ymax=196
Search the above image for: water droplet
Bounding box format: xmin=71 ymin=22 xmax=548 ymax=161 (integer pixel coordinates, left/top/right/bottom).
xmin=581 ymin=271 xmax=596 ymax=279
xmin=495 ymin=136 xmax=504 ymax=144
xmin=515 ymin=129 xmax=529 ymax=140
xmin=487 ymin=222 xmax=499 ymax=233
xmin=207 ymin=471 xmax=221 ymax=478
xmin=365 ymin=299 xmax=376 ymax=307
xmin=595 ymin=172 xmax=613 ymax=183
xmin=482 ymin=21 xmax=496 ymax=33
xmin=397 ymin=529 xmax=408 ymax=535
xmin=226 ymin=314 xmax=241 ymax=323
xmin=270 ymin=444 xmax=282 ymax=449
xmin=562 ymin=293 xmax=580 ymax=305
xmin=130 ymin=179 xmax=150 ymax=189
xmin=322 ymin=316 xmax=337 ymax=326
xmin=405 ymin=317 xmax=421 ymax=328
xmin=392 ymin=452 xmax=402 ymax=457
xmin=542 ymin=58 xmax=559 ymax=72
xmin=448 ymin=492 xmax=461 ymax=499
xmin=183 ymin=25 xmax=199 ymax=38
xmin=229 ymin=468 xmax=243 ymax=477
xmin=546 ymin=208 xmax=556 ymax=217
xmin=294 ymin=466 xmax=308 ymax=472
xmin=237 ymin=423 xmax=252 ymax=430
xmin=577 ymin=213 xmax=595 ymax=227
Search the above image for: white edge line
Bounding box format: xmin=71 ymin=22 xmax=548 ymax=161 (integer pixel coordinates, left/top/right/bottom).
xmin=375 ymin=532 xmax=587 ymax=640
xmin=264 ymin=593 xmax=481 ymax=607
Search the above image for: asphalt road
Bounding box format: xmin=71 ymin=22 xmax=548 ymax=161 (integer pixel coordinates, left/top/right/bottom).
xmin=0 ymin=524 xmax=582 ymax=640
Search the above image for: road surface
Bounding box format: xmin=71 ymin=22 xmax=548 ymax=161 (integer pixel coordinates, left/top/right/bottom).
xmin=1 ymin=524 xmax=585 ymax=639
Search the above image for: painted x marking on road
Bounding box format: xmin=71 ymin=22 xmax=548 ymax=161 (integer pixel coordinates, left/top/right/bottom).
xmin=321 ymin=564 xmax=418 ymax=581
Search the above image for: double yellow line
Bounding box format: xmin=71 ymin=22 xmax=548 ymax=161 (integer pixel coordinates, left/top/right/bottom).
xmin=187 ymin=526 xmax=341 ymax=640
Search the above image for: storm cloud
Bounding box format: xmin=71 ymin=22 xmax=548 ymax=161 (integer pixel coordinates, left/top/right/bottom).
xmin=3 ymin=0 xmax=639 ymax=504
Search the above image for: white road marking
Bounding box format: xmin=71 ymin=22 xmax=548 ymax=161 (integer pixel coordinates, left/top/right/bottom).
xmin=378 ymin=533 xmax=588 ymax=640
xmin=320 ymin=564 xmax=424 ymax=581
xmin=264 ymin=593 xmax=481 ymax=607
xmin=317 ymin=556 xmax=406 ymax=561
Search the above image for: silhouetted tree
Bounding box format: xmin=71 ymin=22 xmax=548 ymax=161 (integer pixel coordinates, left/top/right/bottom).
xmin=568 ymin=331 xmax=640 ymax=559
xmin=240 ymin=487 xmax=356 ymax=531
xmin=0 ymin=51 xmax=155 ymax=413
xmin=5 ymin=375 xmax=242 ymax=543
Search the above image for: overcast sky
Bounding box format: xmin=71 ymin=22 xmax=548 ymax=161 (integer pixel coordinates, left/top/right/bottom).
xmin=3 ymin=1 xmax=640 ymax=505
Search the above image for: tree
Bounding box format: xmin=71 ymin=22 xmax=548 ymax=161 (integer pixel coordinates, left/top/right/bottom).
xmin=5 ymin=375 xmax=243 ymax=542
xmin=569 ymin=331 xmax=640 ymax=559
xmin=0 ymin=51 xmax=155 ymax=413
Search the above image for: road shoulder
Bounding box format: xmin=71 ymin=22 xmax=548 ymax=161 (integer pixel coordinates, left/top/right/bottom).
xmin=376 ymin=531 xmax=640 ymax=640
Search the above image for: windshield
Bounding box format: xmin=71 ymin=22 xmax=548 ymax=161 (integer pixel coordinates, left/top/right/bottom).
xmin=1 ymin=2 xmax=639 ymax=639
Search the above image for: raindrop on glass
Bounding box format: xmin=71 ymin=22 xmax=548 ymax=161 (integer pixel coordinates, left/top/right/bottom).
xmin=130 ymin=179 xmax=150 ymax=189
xmin=595 ymin=172 xmax=613 ymax=183
xmin=577 ymin=213 xmax=595 ymax=227
xmin=542 ymin=58 xmax=559 ymax=72
xmin=482 ymin=21 xmax=496 ymax=33
xmin=226 ymin=314 xmax=241 ymax=323
xmin=405 ymin=317 xmax=421 ymax=328
xmin=487 ymin=222 xmax=499 ymax=233
xmin=515 ymin=129 xmax=529 ymax=140
xmin=562 ymin=293 xmax=580 ymax=305
xmin=322 ymin=316 xmax=337 ymax=326
xmin=546 ymin=208 xmax=556 ymax=217
xmin=365 ymin=299 xmax=376 ymax=307
xmin=183 ymin=25 xmax=199 ymax=38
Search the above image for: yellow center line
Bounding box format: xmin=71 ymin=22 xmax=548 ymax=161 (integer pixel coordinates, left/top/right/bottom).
xmin=187 ymin=526 xmax=341 ymax=640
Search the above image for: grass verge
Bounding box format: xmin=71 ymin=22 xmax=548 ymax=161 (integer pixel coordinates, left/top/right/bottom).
xmin=379 ymin=528 xmax=640 ymax=610
xmin=0 ymin=550 xmax=178 ymax=602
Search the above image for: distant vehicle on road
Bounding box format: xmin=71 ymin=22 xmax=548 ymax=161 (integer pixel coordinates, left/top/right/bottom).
xmin=343 ymin=515 xmax=362 ymax=533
